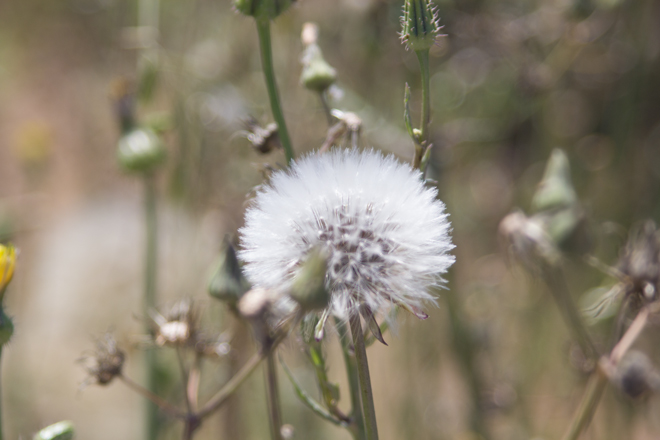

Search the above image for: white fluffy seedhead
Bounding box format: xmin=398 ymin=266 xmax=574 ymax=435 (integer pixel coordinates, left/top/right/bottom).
xmin=239 ymin=149 xmax=455 ymax=320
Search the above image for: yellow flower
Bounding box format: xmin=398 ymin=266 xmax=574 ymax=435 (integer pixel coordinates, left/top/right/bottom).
xmin=0 ymin=245 xmax=16 ymax=293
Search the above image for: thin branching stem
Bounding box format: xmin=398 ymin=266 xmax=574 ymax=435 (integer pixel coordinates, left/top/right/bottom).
xmin=349 ymin=311 xmax=379 ymax=440
xmin=336 ymin=318 xmax=365 ymax=440
xmin=176 ymin=347 xmax=193 ymax=416
xmin=256 ymin=18 xmax=294 ymax=164
xmin=561 ymin=306 xmax=651 ymax=440
xmin=120 ymin=374 xmax=185 ymax=419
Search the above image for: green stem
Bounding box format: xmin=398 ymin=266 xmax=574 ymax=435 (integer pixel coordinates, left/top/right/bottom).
xmin=561 ymin=371 xmax=607 ymax=440
xmin=144 ymin=174 xmax=159 ymax=440
xmin=265 ymin=352 xmax=284 ymax=440
xmin=415 ymin=49 xmax=431 ymax=143
xmin=336 ymin=318 xmax=364 ymax=440
xmin=318 ymin=91 xmax=334 ymax=127
xmin=348 ymin=312 xmax=379 ymax=440
xmin=256 ymin=18 xmax=294 ymax=165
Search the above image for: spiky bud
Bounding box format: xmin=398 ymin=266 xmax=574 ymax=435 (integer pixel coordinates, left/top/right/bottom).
xmin=33 ymin=421 xmax=75 ymax=440
xmin=117 ymin=127 xmax=166 ymax=173
xmin=234 ymin=0 xmax=295 ymax=20
xmin=208 ymin=238 xmax=251 ymax=304
xmin=289 ymin=248 xmax=330 ymax=312
xmin=401 ymin=0 xmax=442 ymax=52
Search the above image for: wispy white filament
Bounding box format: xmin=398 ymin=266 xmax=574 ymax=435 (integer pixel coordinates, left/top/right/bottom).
xmin=239 ymin=149 xmax=455 ymax=319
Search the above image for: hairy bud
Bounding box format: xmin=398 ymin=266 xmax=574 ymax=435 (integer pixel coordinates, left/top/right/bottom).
xmin=400 ymin=0 xmax=442 ymax=52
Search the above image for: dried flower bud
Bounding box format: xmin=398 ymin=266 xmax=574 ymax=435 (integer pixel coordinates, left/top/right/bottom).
xmin=499 ymin=211 xmax=561 ymax=268
xmin=33 ymin=421 xmax=75 ymax=440
xmin=289 ymin=248 xmax=330 ymax=312
xmin=117 ymin=127 xmax=166 ymax=173
xmin=617 ymin=221 xmax=660 ymax=302
xmin=244 ymin=118 xmax=281 ymax=154
xmin=209 ymin=238 xmax=251 ymax=304
xmin=234 ymin=0 xmax=296 ymax=20
xmin=0 ymin=244 xmax=16 ymax=295
xmin=80 ymin=334 xmax=125 ymax=386
xmin=151 ymin=300 xmax=198 ymax=347
xmin=614 ymin=351 xmax=660 ymax=399
xmin=532 ymin=149 xmax=577 ymax=212
xmin=400 ymin=0 xmax=442 ymax=52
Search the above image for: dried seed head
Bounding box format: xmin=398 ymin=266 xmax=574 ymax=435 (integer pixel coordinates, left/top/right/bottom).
xmin=400 ymin=0 xmax=442 ymax=52
xmin=617 ymin=221 xmax=660 ymax=303
xmin=33 ymin=421 xmax=75 ymax=440
xmin=234 ymin=0 xmax=296 ymax=20
xmin=151 ymin=300 xmax=199 ymax=348
xmin=80 ymin=333 xmax=125 ymax=386
xmin=243 ymin=118 xmax=281 ymax=154
xmin=499 ymin=211 xmax=561 ymax=268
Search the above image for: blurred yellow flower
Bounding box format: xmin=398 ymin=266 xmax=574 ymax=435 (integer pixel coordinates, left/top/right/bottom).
xmin=0 ymin=245 xmax=16 ymax=293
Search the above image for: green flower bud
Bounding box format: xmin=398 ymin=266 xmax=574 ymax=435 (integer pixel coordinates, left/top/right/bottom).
xmin=532 ymin=149 xmax=577 ymax=212
xmin=401 ymin=0 xmax=442 ymax=52
xmin=234 ymin=0 xmax=295 ymax=20
xmin=208 ymin=238 xmax=251 ymax=304
xmin=289 ymin=248 xmax=330 ymax=312
xmin=117 ymin=128 xmax=166 ymax=173
xmin=300 ymin=44 xmax=337 ymax=93
xmin=33 ymin=421 xmax=75 ymax=440
xmin=0 ymin=308 xmax=14 ymax=346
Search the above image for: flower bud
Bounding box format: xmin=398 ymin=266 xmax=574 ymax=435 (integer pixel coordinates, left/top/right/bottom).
xmin=614 ymin=351 xmax=660 ymax=399
xmin=33 ymin=421 xmax=75 ymax=440
xmin=234 ymin=0 xmax=295 ymax=20
xmin=401 ymin=0 xmax=442 ymax=52
xmin=0 ymin=308 xmax=14 ymax=346
xmin=289 ymin=248 xmax=330 ymax=312
xmin=532 ymin=149 xmax=577 ymax=212
xmin=0 ymin=244 xmax=16 ymax=295
xmin=208 ymin=238 xmax=251 ymax=304
xmin=117 ymin=127 xmax=166 ymax=173
xmin=300 ymin=44 xmax=336 ymax=93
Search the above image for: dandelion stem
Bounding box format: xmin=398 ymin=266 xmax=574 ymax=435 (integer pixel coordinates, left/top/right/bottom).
xmin=143 ymin=173 xmax=159 ymax=440
xmin=336 ymin=318 xmax=365 ymax=440
xmin=265 ymin=351 xmax=284 ymax=440
xmin=256 ymin=18 xmax=294 ymax=165
xmin=349 ymin=311 xmax=379 ymax=440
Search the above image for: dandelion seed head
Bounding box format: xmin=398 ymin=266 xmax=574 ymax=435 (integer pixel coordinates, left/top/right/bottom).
xmin=239 ymin=149 xmax=455 ymax=319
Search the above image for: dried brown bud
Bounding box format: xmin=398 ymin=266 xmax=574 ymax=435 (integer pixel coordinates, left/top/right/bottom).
xmin=80 ymin=333 xmax=125 ymax=386
xmin=151 ymin=300 xmax=199 ymax=348
xmin=614 ymin=351 xmax=660 ymax=399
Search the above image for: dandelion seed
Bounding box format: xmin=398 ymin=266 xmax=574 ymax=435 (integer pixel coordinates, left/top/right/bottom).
xmin=239 ymin=149 xmax=455 ymax=323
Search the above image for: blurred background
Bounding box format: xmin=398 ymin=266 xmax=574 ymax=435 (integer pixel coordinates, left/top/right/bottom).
xmin=1 ymin=0 xmax=660 ymax=439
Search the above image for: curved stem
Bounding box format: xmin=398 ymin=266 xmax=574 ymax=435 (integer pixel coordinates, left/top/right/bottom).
xmin=256 ymin=18 xmax=294 ymax=165
xmin=348 ymin=312 xmax=379 ymax=440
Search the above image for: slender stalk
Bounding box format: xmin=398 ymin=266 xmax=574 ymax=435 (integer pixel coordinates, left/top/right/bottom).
xmin=197 ymin=349 xmax=265 ymax=418
xmin=119 ymin=374 xmax=185 ymax=419
xmin=176 ymin=348 xmax=193 ymax=416
xmin=561 ymin=306 xmax=650 ymax=440
xmin=348 ymin=312 xmax=379 ymax=440
xmin=415 ymin=49 xmax=431 ymax=143
xmin=256 ymin=18 xmax=294 ymax=164
xmin=265 ymin=352 xmax=284 ymax=440
xmin=318 ymin=92 xmax=334 ymax=127
xmin=335 ymin=318 xmax=364 ymax=440
xmin=143 ymin=173 xmax=159 ymax=440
